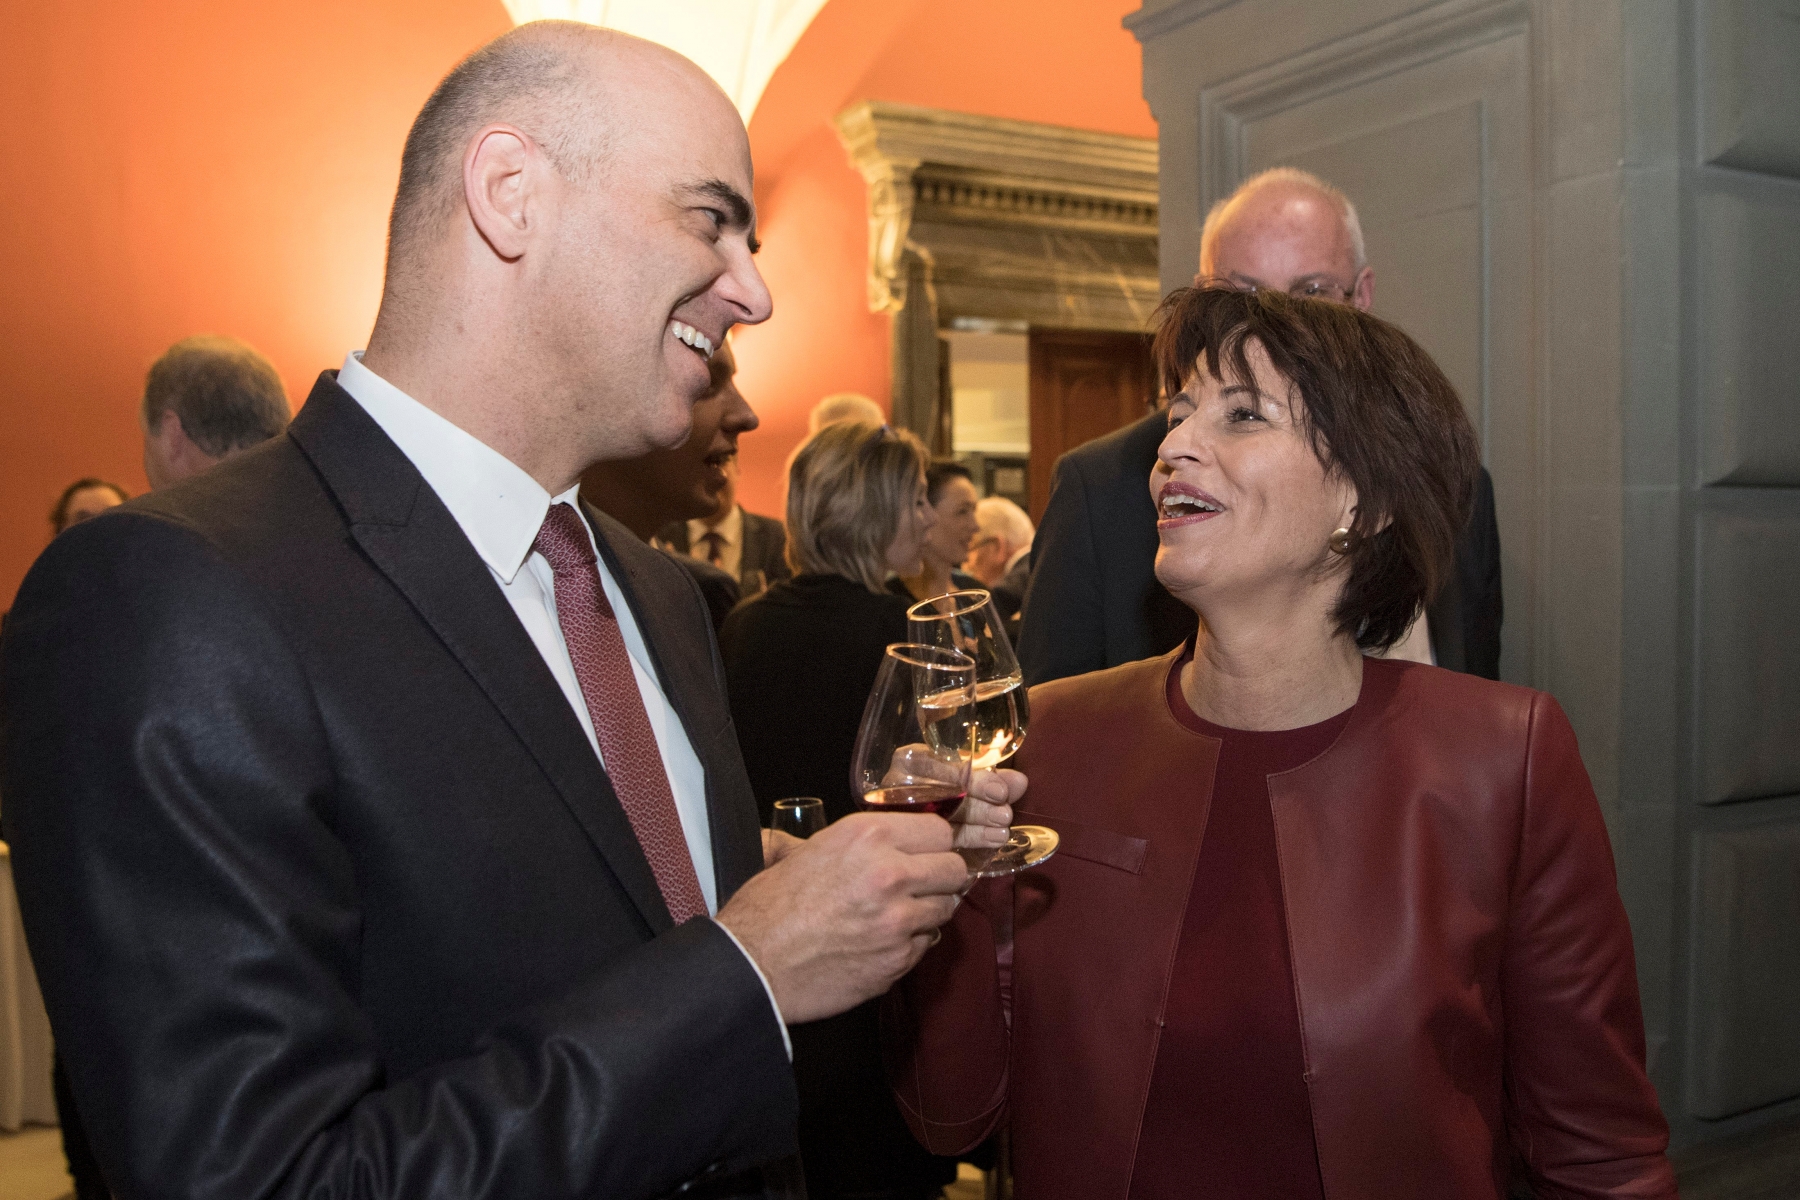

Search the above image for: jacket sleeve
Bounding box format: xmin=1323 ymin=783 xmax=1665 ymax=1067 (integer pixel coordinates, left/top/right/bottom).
xmin=1017 ymin=457 xmax=1107 ymax=687
xmin=1502 ymin=695 xmax=1676 ymax=1199
xmin=0 ymin=514 xmax=796 ymax=1200
xmin=883 ymin=879 xmax=1011 ymax=1156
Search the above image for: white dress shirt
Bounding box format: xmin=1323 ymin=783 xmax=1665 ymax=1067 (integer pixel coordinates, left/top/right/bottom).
xmin=683 ymin=505 xmax=744 ymax=581
xmin=338 ymin=352 xmax=719 ymax=911
xmin=336 ymin=354 xmax=790 ymax=1050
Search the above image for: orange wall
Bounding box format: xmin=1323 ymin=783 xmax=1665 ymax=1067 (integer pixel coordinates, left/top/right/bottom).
xmin=732 ymin=0 xmax=1156 ymax=518
xmin=0 ymin=0 xmax=1150 ymax=602
xmin=0 ymin=0 xmax=511 ymax=606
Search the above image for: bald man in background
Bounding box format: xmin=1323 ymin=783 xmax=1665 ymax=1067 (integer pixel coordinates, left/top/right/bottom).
xmin=3 ymin=23 xmax=1014 ymax=1200
xmin=1019 ymin=167 xmax=1503 ymax=684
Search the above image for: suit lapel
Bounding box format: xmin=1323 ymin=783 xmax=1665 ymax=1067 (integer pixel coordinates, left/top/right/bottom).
xmin=585 ymin=504 xmax=764 ymax=900
xmin=288 ymin=377 xmax=673 ymax=934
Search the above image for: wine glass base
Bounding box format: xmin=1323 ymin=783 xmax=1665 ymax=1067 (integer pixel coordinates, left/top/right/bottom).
xmin=975 ymin=825 xmax=1058 ymax=877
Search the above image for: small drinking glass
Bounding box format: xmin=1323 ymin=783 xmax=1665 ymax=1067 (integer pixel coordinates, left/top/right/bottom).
xmin=770 ymin=797 xmax=826 ymax=839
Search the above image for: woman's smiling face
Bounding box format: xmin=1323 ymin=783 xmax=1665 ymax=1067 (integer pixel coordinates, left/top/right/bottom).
xmin=1150 ymin=337 xmax=1358 ymax=608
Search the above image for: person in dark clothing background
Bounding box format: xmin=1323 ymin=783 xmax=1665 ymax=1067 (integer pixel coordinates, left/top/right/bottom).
xmin=720 ymin=420 xmax=958 ymax=1200
xmin=582 ymin=338 xmax=757 ymax=632
xmin=1019 ymin=167 xmax=1503 ymax=687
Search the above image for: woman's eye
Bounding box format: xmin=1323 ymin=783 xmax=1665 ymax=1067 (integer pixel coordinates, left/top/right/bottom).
xmin=1226 ymin=405 xmax=1262 ymax=423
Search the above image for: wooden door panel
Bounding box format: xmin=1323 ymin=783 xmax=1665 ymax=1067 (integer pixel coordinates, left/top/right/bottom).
xmin=1027 ymin=329 xmax=1155 ymax=521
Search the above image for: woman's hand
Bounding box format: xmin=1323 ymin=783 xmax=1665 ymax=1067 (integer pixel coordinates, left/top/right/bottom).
xmin=953 ymin=768 xmax=1026 ymax=852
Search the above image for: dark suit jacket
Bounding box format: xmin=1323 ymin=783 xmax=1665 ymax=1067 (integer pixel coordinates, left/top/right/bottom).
xmin=660 ymin=509 xmax=792 ymax=592
xmin=0 ymin=375 xmax=796 ymax=1200
xmin=663 ymin=548 xmax=741 ymax=636
xmin=1017 ymin=410 xmax=1504 ymax=685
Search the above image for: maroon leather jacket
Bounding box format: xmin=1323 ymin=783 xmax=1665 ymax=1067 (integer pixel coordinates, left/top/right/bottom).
xmin=888 ymin=652 xmax=1676 ymax=1200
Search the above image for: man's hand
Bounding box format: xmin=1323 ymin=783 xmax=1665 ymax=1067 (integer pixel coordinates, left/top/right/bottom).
xmin=951 ymin=768 xmax=1026 ymax=852
xmin=718 ymin=813 xmax=967 ymax=1025
xmin=761 ymin=827 xmax=805 ymax=868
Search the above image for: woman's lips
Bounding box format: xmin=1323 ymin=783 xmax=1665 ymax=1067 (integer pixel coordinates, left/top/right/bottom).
xmin=1157 ymin=482 xmax=1226 ymax=528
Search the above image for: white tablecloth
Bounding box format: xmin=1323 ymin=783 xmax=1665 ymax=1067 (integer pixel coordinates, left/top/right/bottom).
xmin=1 ymin=842 xmax=57 ymax=1130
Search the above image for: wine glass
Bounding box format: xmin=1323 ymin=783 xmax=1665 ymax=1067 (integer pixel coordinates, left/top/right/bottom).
xmin=770 ymin=797 xmax=826 ymax=839
xmin=850 ymin=644 xmax=985 ymax=869
xmin=906 ymin=590 xmax=1058 ymax=876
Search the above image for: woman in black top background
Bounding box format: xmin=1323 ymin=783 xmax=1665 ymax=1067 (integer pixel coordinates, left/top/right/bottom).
xmin=719 ymin=420 xmax=956 ymax=1200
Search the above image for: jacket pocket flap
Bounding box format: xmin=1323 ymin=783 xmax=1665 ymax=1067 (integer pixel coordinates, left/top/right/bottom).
xmin=1017 ymin=810 xmax=1147 ymax=875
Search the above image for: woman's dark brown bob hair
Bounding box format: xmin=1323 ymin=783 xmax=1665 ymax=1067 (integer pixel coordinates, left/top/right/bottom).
xmin=1152 ymin=286 xmax=1480 ymax=652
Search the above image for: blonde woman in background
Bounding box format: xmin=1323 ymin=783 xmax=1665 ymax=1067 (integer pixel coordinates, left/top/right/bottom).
xmin=719 ymin=420 xmax=958 ymax=1200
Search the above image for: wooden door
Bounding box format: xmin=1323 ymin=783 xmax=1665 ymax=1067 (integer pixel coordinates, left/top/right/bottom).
xmin=1027 ymin=328 xmax=1155 ymax=521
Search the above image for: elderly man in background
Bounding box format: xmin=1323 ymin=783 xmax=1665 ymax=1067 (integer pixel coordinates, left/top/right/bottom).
xmin=965 ymin=495 xmax=1034 ymax=623
xmin=1019 ymin=166 xmax=1503 ymax=685
xmin=3 ymin=22 xmax=1008 ymax=1200
xmin=140 ymin=334 xmax=290 ymax=489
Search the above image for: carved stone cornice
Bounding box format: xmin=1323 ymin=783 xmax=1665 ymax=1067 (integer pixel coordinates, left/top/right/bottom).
xmin=834 ymin=101 xmax=1159 ymax=328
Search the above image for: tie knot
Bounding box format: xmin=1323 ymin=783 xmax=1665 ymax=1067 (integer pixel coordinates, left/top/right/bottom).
xmin=700 ymin=531 xmax=724 ymax=547
xmin=534 ymin=503 xmax=597 ymax=571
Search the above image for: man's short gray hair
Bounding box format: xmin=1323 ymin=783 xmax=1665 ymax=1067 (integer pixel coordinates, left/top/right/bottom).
xmin=1201 ymin=167 xmax=1367 ymax=273
xmin=387 ymin=22 xmax=611 ymax=273
xmin=974 ymin=496 xmax=1034 ymax=554
xmin=141 ymin=336 xmax=290 ymax=456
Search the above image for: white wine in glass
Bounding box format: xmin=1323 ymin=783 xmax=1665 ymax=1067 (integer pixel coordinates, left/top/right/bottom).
xmin=907 ymin=590 xmax=1056 ymax=875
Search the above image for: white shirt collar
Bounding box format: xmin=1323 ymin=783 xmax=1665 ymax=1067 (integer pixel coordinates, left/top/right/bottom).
xmin=337 ymin=352 xmax=581 ymax=584
xmin=688 ymin=504 xmax=743 ymax=548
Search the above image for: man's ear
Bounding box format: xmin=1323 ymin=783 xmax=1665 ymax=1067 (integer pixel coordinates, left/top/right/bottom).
xmin=1352 ymin=265 xmax=1375 ymax=313
xmin=462 ymin=124 xmax=539 ymax=261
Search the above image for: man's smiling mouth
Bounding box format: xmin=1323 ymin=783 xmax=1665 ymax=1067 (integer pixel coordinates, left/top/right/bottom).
xmin=669 ymin=319 xmax=715 ymax=359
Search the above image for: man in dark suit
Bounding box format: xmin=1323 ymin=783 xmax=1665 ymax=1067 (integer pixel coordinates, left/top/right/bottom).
xmin=0 ymin=25 xmax=997 ymax=1200
xmin=584 ymin=339 xmax=759 ymax=631
xmin=1020 ymin=167 xmax=1502 ymax=685
xmin=660 ymin=455 xmax=791 ymax=595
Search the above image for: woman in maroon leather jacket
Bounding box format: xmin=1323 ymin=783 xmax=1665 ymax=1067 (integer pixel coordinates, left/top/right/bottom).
xmin=891 ymin=288 xmax=1677 ymax=1200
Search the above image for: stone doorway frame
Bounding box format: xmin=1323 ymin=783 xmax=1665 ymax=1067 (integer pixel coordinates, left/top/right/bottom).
xmin=833 ymin=101 xmax=1162 ymax=449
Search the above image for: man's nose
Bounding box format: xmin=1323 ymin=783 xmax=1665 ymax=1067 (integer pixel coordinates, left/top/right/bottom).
xmin=719 ymin=254 xmax=773 ymax=327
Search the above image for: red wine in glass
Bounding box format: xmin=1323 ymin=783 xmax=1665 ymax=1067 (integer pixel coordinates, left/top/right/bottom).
xmin=860 ymin=782 xmax=967 ymax=817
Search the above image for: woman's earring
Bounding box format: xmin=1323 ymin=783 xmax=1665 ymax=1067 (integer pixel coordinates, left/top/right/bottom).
xmin=1328 ymin=526 xmax=1357 ymax=555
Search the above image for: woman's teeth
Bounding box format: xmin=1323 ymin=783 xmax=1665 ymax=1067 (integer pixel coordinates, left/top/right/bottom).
xmin=669 ymin=320 xmax=714 ymax=358
xmin=1161 ymin=493 xmax=1220 ymax=516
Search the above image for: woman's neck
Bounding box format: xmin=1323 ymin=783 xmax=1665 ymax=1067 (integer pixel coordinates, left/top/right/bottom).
xmin=1179 ymin=596 xmax=1364 ymax=731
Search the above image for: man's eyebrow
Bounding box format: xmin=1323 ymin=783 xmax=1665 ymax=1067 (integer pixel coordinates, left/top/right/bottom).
xmin=685 ymin=179 xmax=759 ymax=250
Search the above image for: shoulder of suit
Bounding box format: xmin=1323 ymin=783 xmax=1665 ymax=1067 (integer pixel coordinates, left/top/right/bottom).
xmin=1357 ymin=658 xmax=1546 ymax=752
xmin=1029 ymin=651 xmax=1173 ymax=723
xmin=1056 ymin=409 xmax=1166 ymax=480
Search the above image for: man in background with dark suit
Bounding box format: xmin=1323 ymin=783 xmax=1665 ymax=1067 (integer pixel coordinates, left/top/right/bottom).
xmin=139 ymin=334 xmax=291 ymax=489
xmin=1 ymin=23 xmax=1008 ymax=1200
xmin=1020 ymin=167 xmax=1503 ymax=685
xmin=585 ymin=338 xmax=755 ymax=630
xmin=661 ymin=455 xmax=791 ymax=596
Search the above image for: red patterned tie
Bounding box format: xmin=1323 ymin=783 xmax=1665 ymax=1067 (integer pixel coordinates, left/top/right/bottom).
xmin=533 ymin=503 xmax=708 ymax=923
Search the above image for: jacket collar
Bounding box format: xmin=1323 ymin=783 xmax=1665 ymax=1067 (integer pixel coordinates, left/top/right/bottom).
xmin=287 ymin=374 xmax=677 ymax=933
